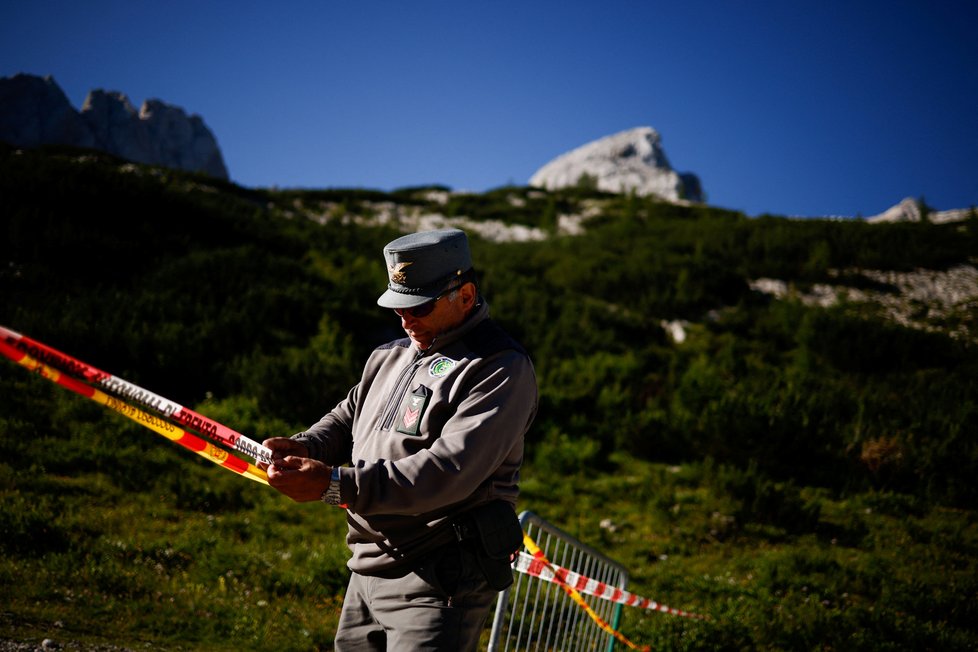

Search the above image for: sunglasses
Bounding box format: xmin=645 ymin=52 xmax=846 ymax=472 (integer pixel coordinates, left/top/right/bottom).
xmin=393 ymin=292 xmax=448 ymax=319
xmin=392 ymin=278 xmax=469 ymax=319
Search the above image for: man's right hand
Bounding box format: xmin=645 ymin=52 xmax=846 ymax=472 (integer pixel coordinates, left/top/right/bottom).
xmin=259 ymin=437 xmax=310 ymax=470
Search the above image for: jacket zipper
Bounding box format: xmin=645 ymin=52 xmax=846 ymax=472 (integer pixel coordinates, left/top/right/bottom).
xmin=381 ymin=348 xmax=426 ymax=430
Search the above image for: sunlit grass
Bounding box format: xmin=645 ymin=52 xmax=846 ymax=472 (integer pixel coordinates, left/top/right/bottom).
xmin=1 ymin=417 xmax=977 ymax=650
xmin=519 ymin=454 xmax=977 ymax=651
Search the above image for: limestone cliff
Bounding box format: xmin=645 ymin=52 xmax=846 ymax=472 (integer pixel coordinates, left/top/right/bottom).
xmin=0 ymin=73 xmax=228 ymax=180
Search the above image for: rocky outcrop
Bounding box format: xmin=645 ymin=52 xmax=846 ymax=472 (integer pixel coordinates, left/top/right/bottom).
xmin=866 ymin=197 xmax=976 ymax=224
xmin=0 ymin=73 xmax=228 ymax=179
xmin=0 ymin=73 xmax=94 ymax=150
xmin=81 ymin=89 xmax=154 ymax=165
xmin=529 ymin=127 xmax=704 ymax=202
xmin=750 ymin=265 xmax=978 ymax=340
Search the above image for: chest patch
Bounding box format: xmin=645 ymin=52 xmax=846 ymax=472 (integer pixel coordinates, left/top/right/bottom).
xmin=429 ymin=356 xmax=457 ymax=377
xmin=397 ymin=385 xmax=431 ymax=436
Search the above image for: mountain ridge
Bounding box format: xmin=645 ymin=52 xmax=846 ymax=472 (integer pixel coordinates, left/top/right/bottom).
xmin=0 ymin=73 xmax=228 ymax=179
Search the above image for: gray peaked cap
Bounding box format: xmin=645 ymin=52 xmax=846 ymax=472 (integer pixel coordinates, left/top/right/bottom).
xmin=376 ymin=228 xmax=473 ymax=309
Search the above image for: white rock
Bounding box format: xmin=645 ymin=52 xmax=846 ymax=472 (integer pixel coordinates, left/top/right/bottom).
xmin=866 ymin=197 xmax=923 ymax=223
xmin=750 ymin=265 xmax=978 ymax=338
xmin=749 ymin=278 xmax=789 ymax=298
xmin=529 ymin=127 xmax=702 ymax=202
xmin=660 ymin=319 xmax=689 ymax=343
xmin=867 ymin=198 xmax=977 ymax=224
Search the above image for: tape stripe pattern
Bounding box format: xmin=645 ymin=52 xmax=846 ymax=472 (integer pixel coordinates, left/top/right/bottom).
xmin=520 ymin=533 xmax=653 ymax=651
xmin=513 ymin=550 xmax=708 ymax=620
xmin=513 ymin=532 xmax=709 ymax=633
xmin=0 ymin=325 xmax=272 ymax=465
xmin=0 ymin=336 xmax=268 ymax=485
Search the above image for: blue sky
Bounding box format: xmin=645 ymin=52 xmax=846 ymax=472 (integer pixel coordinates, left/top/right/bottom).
xmin=2 ymin=1 xmax=976 ymax=217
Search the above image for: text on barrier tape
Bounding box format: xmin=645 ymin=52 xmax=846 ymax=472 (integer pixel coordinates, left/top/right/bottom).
xmin=0 ymin=325 xmax=272 ymax=465
xmin=0 ymin=337 xmax=268 ymax=485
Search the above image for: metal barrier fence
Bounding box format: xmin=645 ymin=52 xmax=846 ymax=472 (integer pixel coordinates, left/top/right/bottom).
xmin=488 ymin=511 xmax=629 ymax=652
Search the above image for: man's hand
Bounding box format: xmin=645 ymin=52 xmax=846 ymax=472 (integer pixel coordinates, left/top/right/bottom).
xmin=260 ymin=437 xmax=330 ymax=502
xmin=258 ymin=437 xmax=310 ymax=470
xmin=265 ymin=455 xmax=332 ymax=502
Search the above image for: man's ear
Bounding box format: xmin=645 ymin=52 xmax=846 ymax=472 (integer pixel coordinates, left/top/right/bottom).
xmin=459 ymin=282 xmax=477 ymax=310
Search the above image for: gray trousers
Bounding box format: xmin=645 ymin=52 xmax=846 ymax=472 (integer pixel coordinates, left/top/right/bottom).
xmin=333 ymin=544 xmax=499 ymax=651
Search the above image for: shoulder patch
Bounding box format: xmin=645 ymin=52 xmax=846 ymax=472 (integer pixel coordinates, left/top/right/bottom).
xmin=429 ymin=356 xmax=457 ymax=377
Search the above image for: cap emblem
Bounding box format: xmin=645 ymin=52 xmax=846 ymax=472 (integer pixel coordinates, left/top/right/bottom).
xmin=388 ymin=261 xmax=413 ymax=284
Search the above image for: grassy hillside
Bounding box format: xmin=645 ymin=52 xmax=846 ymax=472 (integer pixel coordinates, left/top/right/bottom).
xmin=1 ymin=144 xmax=977 ymax=650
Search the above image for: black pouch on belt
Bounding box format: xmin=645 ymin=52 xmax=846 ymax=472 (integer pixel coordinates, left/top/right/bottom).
xmin=456 ymin=500 xmax=523 ymax=591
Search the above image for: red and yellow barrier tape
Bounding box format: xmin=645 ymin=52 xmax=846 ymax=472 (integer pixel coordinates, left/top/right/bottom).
xmin=0 ymin=334 xmax=268 ymax=484
xmin=0 ymin=325 xmax=272 ymax=465
xmin=521 ymin=533 xmax=652 ymax=651
xmin=514 ymin=545 xmax=709 ymax=620
xmin=520 ymin=531 xmax=709 ymax=651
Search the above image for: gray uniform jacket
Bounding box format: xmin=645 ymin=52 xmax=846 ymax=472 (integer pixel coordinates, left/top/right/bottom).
xmin=293 ymin=300 xmax=538 ymax=575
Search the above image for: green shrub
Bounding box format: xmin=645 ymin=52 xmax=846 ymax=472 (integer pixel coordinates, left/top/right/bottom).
xmin=706 ymin=461 xmax=822 ymax=534
xmin=0 ymin=491 xmax=70 ymax=555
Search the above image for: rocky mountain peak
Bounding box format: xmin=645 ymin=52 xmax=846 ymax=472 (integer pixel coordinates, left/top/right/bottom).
xmin=0 ymin=73 xmax=94 ymax=150
xmin=0 ymin=73 xmax=228 ymax=180
xmin=866 ymin=197 xmax=976 ymax=225
xmin=529 ymin=126 xmax=703 ymax=202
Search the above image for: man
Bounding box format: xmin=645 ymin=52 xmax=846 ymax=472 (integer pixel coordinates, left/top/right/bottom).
xmin=261 ymin=228 xmax=538 ymax=651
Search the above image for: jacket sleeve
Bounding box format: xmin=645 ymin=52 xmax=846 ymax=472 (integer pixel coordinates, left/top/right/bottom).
xmin=291 ymin=383 xmax=357 ymax=467
xmin=343 ymin=350 xmax=538 ymax=516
